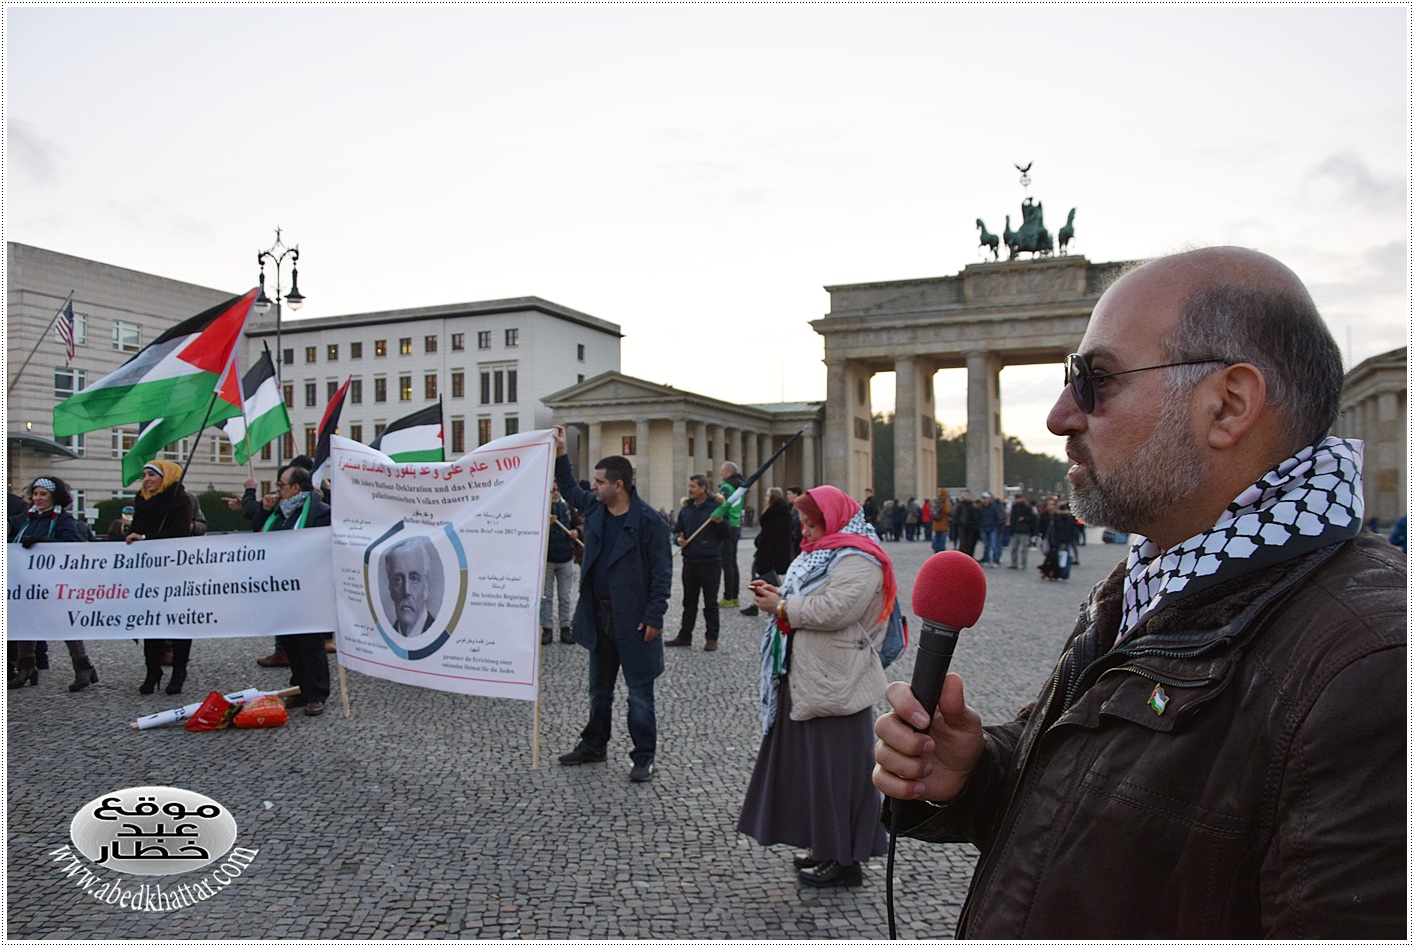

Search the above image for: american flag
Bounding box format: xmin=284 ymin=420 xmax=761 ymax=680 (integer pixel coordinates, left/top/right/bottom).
xmin=54 ymin=297 xmax=75 ymax=364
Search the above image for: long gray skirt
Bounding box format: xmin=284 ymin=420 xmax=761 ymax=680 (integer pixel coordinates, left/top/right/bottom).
xmin=736 ymin=681 xmax=889 ymax=864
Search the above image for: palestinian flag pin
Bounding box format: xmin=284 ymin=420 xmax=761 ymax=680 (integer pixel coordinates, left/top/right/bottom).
xmin=1148 ymin=684 xmax=1169 ymax=716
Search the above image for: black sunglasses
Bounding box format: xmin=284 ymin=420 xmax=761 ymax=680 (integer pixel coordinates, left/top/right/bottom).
xmin=1064 ymin=353 xmax=1232 ymax=414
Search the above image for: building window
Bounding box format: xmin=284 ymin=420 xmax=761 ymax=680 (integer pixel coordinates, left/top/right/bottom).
xmin=351 ymin=341 xmax=363 ymax=359
xmin=451 ymin=333 xmax=465 ymax=351
xmin=305 ymin=427 xmax=318 ymax=456
xmin=577 ymin=343 xmax=586 ymax=362
xmin=373 ymin=422 xmax=387 ymax=439
xmin=305 ymin=346 xmax=317 ymax=364
xmin=261 ymin=442 xmax=272 ymax=461
xmin=283 ymin=348 xmax=294 ymax=367
xmin=506 ymin=369 xmax=517 ymax=403
xmin=283 ymin=384 xmax=294 ymax=408
xmin=159 ymin=438 xmax=188 ymax=462
xmin=477 ymin=331 xmax=491 ymax=350
xmin=282 ymin=432 xmax=296 ymax=459
xmin=424 ymin=374 xmax=438 ymax=400
xmin=111 ymin=427 xmax=138 ymax=458
xmin=480 ymin=371 xmax=490 ymax=405
xmin=451 ymin=419 xmax=465 ymax=454
xmin=578 ymin=374 xmax=585 ymax=383
xmin=327 ymin=344 xmax=339 ymax=361
xmin=451 ymin=371 xmax=465 ymax=399
xmin=54 ymin=367 xmax=85 ymax=399
xmin=425 ymin=335 xmax=438 ymax=353
xmin=494 ymin=370 xmax=504 ymax=404
xmin=504 ymin=416 xmax=519 ymax=436
xmin=349 ymin=379 xmax=363 ymax=404
xmin=113 ymin=321 xmax=141 ymax=352
xmin=70 ymin=311 xmax=89 ymax=347
xmin=374 ymin=377 xmax=387 ymax=403
xmin=327 ymin=380 xmax=340 ymax=402
xmin=349 ymin=423 xmax=363 ymax=443
xmin=622 ymin=436 xmax=636 ymax=455
xmin=505 ymin=328 xmax=519 ymax=347
xmin=212 ymin=435 xmax=233 ymax=463
xmin=56 ymin=432 xmax=85 ymax=457
xmin=305 ymin=382 xmax=317 ymax=407
xmin=477 ymin=418 xmax=492 ymax=446
xmin=375 ymin=340 xmax=387 ymax=357
xmin=399 ymin=337 xmax=412 ymax=356
xmin=399 ymin=376 xmax=412 ymax=401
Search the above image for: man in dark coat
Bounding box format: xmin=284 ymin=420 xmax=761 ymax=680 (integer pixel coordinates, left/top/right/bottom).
xmin=666 ymin=475 xmax=726 ymax=651
xmin=553 ymin=426 xmax=672 ymax=783
xmin=875 ymin=247 xmax=1405 ymax=938
xmin=262 ymin=465 xmax=333 ymax=716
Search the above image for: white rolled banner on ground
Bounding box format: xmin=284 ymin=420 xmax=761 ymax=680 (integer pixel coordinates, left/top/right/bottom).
xmin=329 ymin=430 xmax=553 ymax=701
xmin=6 ymin=529 xmax=335 ymax=640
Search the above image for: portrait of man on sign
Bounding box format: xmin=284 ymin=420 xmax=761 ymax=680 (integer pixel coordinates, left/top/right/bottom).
xmin=381 ymin=535 xmax=443 ymax=637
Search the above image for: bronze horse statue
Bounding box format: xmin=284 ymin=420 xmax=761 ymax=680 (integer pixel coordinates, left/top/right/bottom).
xmin=1058 ymin=208 xmax=1076 ymax=255
xmin=1005 ymin=198 xmax=1053 ymax=260
xmin=976 ymin=218 xmax=1000 ymax=260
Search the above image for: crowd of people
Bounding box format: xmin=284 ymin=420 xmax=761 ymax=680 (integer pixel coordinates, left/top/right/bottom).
xmin=8 ymin=244 xmax=1407 ymax=935
xmin=7 ymin=456 xmax=334 ymax=717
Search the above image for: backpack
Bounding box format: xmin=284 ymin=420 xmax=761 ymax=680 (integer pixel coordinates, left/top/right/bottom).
xmin=874 ymin=599 xmax=909 ymax=668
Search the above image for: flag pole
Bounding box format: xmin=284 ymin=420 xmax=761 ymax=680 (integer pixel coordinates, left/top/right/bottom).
xmin=673 ymin=426 xmax=806 ymax=555
xmin=8 ymin=292 xmax=74 ymax=396
xmin=177 ymin=302 xmax=253 ymax=487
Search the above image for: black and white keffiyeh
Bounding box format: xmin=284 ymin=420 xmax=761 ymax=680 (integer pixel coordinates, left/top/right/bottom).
xmin=1118 ymin=436 xmax=1365 ymax=642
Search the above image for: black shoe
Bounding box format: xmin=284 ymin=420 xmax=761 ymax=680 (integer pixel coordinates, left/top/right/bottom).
xmin=629 ymin=761 xmax=655 ymax=782
xmin=165 ymin=668 xmax=187 ymax=696
xmin=559 ymin=628 xmax=573 ymax=643
xmin=541 ymin=627 xmax=553 ymax=646
xmin=664 ymin=635 xmax=691 ymax=648
xmin=799 ymin=860 xmax=862 ymax=888
xmin=69 ymin=666 xmax=98 ymax=692
xmin=740 ymin=605 xmax=760 ymax=616
xmin=793 ymin=852 xmax=823 ymax=870
xmin=284 ymin=695 xmax=309 ymax=709
xmin=138 ymin=669 xmax=162 ymax=695
xmin=558 ymin=744 xmax=607 ymax=765
xmin=8 ymin=665 xmax=38 ymax=689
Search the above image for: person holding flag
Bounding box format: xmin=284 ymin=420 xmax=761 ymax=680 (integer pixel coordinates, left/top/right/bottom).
xmin=126 ymin=461 xmax=196 ymax=696
xmin=716 ymin=462 xmax=747 ymax=608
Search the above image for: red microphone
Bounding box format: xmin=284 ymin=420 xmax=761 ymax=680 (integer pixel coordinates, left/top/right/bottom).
xmin=908 ymin=551 xmax=987 ymax=730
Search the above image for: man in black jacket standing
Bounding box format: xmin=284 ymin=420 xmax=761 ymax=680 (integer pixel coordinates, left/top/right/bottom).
xmin=874 ymin=247 xmax=1405 ymax=938
xmin=666 ymin=475 xmax=727 ymax=651
xmin=262 ymin=465 xmax=333 ymax=717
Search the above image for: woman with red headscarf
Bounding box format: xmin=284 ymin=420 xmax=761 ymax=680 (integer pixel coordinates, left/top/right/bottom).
xmin=737 ymin=484 xmax=897 ymax=888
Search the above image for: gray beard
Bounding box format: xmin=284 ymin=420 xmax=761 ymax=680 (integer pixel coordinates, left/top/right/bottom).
xmin=1068 ymin=396 xmax=1207 ymax=534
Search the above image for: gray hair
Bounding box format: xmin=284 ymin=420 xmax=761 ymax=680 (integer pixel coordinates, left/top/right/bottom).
xmin=1163 ymin=282 xmax=1343 ymax=452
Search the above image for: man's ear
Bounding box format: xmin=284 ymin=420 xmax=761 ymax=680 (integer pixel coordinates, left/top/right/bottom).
xmin=1205 ymin=363 xmax=1268 ymax=450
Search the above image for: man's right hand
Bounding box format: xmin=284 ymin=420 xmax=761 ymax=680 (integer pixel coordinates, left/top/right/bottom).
xmin=873 ymin=674 xmax=985 ymax=804
xmin=552 ymin=425 xmax=567 ymax=457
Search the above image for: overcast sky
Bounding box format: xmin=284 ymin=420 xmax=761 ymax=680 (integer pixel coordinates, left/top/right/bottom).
xmin=6 ymin=5 xmax=1407 ymax=460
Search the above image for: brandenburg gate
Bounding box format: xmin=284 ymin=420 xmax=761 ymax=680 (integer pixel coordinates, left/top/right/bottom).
xmin=811 ymin=254 xmax=1129 ymax=503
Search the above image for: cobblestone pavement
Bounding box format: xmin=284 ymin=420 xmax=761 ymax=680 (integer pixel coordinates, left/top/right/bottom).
xmin=6 ymin=530 xmax=1123 ymax=939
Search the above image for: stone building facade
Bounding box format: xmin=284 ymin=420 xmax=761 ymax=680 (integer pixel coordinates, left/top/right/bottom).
xmin=1333 ymin=347 xmax=1407 ymax=527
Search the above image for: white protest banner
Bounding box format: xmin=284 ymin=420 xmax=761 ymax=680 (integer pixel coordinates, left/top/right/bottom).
xmin=6 ymin=530 xmax=335 ymax=640
xmin=329 ymin=429 xmax=553 ymax=700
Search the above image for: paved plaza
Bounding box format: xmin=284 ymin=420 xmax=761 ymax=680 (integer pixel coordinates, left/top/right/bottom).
xmin=6 ymin=528 xmax=1123 ymax=939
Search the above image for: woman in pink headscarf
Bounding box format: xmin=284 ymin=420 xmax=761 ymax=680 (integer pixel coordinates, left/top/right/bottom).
xmin=737 ymin=485 xmax=896 ymax=888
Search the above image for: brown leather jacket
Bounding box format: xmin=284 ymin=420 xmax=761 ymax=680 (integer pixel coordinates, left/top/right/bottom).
xmin=888 ymin=532 xmax=1406 ymax=939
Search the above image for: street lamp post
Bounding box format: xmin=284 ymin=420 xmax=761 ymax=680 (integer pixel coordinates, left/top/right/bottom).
xmin=253 ymin=228 xmax=305 ymax=467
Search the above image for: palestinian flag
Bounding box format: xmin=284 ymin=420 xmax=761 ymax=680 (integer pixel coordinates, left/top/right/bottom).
xmin=54 ymin=286 xmax=257 ymax=483
xmin=310 ymin=376 xmax=351 ymax=489
xmin=219 ymin=345 xmax=292 ymax=465
xmin=54 ymin=289 xmax=256 ymax=442
xmin=370 ymin=402 xmax=444 ymax=463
